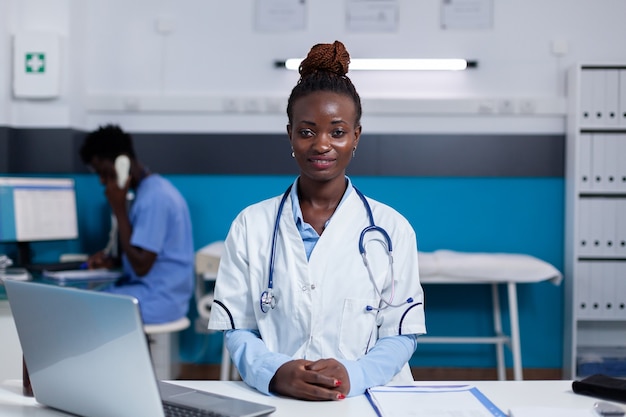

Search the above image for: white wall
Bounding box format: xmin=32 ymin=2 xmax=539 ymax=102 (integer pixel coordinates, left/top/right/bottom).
xmin=0 ymin=0 xmax=12 ymax=126
xmin=3 ymin=0 xmax=626 ymax=133
xmin=4 ymin=0 xmax=73 ymax=126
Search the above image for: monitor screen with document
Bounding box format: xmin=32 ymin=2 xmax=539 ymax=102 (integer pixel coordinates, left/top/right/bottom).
xmin=0 ymin=176 xmax=79 ymax=265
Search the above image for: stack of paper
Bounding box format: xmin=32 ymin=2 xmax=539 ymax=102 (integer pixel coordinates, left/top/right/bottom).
xmin=42 ymin=269 xmax=123 ymax=283
xmin=0 ymin=267 xmax=31 ymax=281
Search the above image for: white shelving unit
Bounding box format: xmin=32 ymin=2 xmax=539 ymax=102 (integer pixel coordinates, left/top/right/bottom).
xmin=563 ymin=64 xmax=626 ymax=379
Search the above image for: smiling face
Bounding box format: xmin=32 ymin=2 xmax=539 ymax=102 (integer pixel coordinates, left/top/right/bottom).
xmin=287 ymin=91 xmax=361 ymax=185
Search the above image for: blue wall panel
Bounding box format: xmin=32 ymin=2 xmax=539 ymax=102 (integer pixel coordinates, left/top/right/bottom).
xmin=2 ymin=174 xmax=565 ymax=369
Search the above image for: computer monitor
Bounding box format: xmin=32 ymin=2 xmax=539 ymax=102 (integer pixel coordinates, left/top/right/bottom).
xmin=0 ymin=177 xmax=79 ymax=266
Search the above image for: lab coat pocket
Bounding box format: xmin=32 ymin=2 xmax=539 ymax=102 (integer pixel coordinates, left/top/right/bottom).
xmin=338 ymin=298 xmax=377 ymax=360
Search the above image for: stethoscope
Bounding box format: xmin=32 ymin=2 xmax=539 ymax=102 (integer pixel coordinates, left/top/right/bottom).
xmin=259 ymin=184 xmax=414 ymax=313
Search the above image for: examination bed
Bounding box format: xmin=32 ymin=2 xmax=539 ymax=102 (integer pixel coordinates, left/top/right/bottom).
xmin=195 ymin=244 xmax=562 ymax=381
xmin=417 ymin=250 xmax=562 ymax=381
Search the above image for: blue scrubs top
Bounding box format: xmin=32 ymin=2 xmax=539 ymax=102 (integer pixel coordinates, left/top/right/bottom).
xmin=104 ymin=174 xmax=194 ymax=324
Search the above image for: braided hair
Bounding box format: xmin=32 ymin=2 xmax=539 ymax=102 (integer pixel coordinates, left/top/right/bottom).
xmin=286 ymin=40 xmax=362 ymax=126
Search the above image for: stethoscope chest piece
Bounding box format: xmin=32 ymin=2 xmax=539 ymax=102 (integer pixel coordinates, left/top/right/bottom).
xmin=260 ymin=289 xmax=277 ymax=313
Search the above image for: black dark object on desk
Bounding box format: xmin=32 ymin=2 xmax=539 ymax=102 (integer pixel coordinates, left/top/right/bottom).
xmin=573 ymin=374 xmax=626 ymax=403
xmin=23 ymin=356 xmax=33 ymax=397
xmin=24 ymin=261 xmax=85 ymax=273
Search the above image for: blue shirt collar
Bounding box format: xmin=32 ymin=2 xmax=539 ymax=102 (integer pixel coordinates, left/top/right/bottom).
xmin=290 ymin=176 xmax=354 ymax=231
xmin=290 ymin=177 xmax=354 ymax=260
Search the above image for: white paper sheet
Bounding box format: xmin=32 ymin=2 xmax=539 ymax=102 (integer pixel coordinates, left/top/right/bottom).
xmin=255 ymin=0 xmax=306 ymax=32
xmin=441 ymin=0 xmax=493 ymax=30
xmin=366 ymin=385 xmax=506 ymax=417
xmin=346 ymin=0 xmax=398 ymax=33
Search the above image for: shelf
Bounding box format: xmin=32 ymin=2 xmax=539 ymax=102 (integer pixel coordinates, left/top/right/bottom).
xmin=563 ymin=63 xmax=626 ymax=379
xmin=577 ymin=257 xmax=626 ymax=261
xmin=575 ymin=316 xmax=626 ymax=323
xmin=578 ymin=193 xmax=626 ymax=198
xmin=580 ymin=128 xmax=626 ymax=133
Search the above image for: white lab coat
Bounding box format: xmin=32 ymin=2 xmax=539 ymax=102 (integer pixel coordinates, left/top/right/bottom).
xmin=209 ymin=187 xmax=426 ymax=381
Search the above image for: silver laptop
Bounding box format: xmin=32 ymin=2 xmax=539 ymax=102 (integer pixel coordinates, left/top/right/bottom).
xmin=4 ymin=279 xmax=275 ymax=417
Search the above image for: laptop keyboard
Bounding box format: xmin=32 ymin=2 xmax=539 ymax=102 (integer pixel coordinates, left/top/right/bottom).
xmin=163 ymin=402 xmax=225 ymax=417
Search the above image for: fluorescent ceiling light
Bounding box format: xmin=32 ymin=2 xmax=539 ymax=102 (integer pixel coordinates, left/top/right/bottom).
xmin=277 ymin=58 xmax=477 ymax=71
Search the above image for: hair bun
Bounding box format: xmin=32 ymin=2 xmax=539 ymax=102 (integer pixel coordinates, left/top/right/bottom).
xmin=299 ymin=40 xmax=350 ymax=78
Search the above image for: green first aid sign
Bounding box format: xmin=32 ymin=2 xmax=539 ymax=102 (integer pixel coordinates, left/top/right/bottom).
xmin=25 ymin=52 xmax=45 ymax=73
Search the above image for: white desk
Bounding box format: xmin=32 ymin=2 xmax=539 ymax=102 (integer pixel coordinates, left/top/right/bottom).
xmin=0 ymin=379 xmax=613 ymax=417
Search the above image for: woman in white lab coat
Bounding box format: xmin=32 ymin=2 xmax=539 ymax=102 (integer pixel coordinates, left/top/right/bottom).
xmin=208 ymin=40 xmax=426 ymax=401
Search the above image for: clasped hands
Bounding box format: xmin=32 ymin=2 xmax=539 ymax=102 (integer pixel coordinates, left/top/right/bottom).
xmin=269 ymin=358 xmax=350 ymax=401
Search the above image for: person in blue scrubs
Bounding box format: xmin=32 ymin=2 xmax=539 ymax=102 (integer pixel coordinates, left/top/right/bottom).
xmin=79 ymin=124 xmax=194 ymax=324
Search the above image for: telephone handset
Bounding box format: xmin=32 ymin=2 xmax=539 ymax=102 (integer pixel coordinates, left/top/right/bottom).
xmin=114 ymin=155 xmax=130 ymax=189
xmin=104 ymin=155 xmax=130 ymax=258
